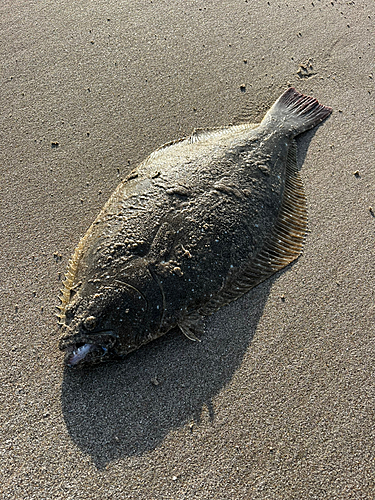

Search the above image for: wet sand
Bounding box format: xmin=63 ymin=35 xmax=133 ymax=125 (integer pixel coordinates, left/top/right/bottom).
xmin=1 ymin=1 xmax=374 ymax=498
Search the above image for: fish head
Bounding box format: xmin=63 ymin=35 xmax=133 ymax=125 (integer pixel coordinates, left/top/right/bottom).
xmin=59 ymin=280 xmax=152 ymax=368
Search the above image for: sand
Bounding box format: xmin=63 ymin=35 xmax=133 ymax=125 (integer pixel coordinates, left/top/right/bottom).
xmin=1 ymin=0 xmax=374 ymax=498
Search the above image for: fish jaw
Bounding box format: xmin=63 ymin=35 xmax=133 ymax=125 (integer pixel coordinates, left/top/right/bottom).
xmin=59 ymin=330 xmax=117 ymax=368
xmin=65 ymin=344 xmax=105 ymax=368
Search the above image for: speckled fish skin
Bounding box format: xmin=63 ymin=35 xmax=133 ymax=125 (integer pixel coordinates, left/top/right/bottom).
xmin=58 ymin=88 xmax=332 ymax=368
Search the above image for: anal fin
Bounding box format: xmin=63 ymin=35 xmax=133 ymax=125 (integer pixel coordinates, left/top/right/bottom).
xmin=200 ymin=139 xmax=307 ymax=316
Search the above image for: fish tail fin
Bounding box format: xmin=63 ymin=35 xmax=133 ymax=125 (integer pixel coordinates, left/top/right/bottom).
xmin=261 ymin=88 xmax=332 ymax=136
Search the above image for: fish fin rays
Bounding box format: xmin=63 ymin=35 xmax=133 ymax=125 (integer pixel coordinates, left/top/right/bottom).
xmin=189 ymin=124 xmax=258 ymax=143
xmin=178 ymin=310 xmax=204 ymax=342
xmin=58 ymin=234 xmax=89 ymax=322
xmin=143 ymin=125 xmax=260 ymax=167
xmin=189 ymin=127 xmax=229 ymax=143
xmin=262 ymin=87 xmax=332 ymax=136
xmin=199 ymin=139 xmax=308 ymax=316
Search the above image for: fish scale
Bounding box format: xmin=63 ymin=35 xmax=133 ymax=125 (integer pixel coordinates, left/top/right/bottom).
xmin=58 ymin=88 xmax=332 ymax=368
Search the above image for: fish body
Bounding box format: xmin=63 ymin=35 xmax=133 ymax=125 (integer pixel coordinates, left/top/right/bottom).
xmin=58 ymin=88 xmax=332 ymax=367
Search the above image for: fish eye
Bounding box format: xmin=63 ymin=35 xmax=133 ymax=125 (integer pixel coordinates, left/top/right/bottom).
xmin=83 ymin=316 xmax=97 ymax=331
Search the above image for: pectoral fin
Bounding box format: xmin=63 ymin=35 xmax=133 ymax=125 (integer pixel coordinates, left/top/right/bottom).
xmin=178 ymin=311 xmax=204 ymax=342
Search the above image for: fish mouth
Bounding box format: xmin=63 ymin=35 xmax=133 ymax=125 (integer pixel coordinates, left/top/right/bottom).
xmin=59 ymin=331 xmax=117 ymax=368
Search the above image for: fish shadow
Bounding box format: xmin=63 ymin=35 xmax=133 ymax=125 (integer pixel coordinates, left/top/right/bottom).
xmin=60 ymin=129 xmax=319 ymax=468
xmin=61 ymin=274 xmax=277 ymax=468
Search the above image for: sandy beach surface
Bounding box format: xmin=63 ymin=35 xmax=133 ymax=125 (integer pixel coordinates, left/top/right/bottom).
xmin=1 ymin=0 xmax=374 ymax=498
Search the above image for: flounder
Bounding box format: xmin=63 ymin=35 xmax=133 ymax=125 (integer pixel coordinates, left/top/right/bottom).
xmin=58 ymin=88 xmax=332 ymax=368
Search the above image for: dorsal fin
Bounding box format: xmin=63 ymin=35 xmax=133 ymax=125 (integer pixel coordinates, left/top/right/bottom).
xmin=189 ymin=123 xmax=258 ymax=143
xmin=57 ymin=227 xmax=92 ymax=322
xmin=199 ymin=139 xmax=307 ymax=316
xmin=143 ymin=123 xmax=260 ymax=168
xmin=189 ymin=126 xmax=229 ymax=143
